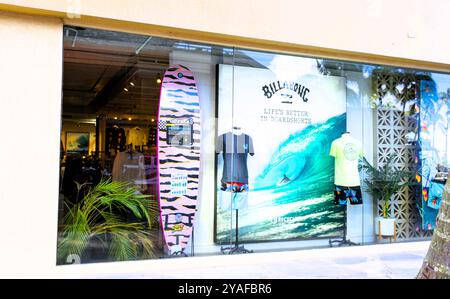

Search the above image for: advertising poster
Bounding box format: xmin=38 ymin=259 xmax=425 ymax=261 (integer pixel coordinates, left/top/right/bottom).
xmin=419 ymin=79 xmax=449 ymax=230
xmin=215 ymin=64 xmax=347 ymax=243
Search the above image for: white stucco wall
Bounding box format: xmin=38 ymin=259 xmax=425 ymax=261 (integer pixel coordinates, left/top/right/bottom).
xmin=1 ymin=0 xmax=450 ymax=65
xmin=0 ymin=11 xmax=62 ymax=278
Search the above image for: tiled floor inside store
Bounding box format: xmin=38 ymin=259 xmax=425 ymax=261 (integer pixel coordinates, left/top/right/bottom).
xmin=58 ymin=241 xmax=430 ymax=279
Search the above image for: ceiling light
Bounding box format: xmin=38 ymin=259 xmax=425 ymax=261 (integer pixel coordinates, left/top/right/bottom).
xmin=128 ymin=117 xmax=132 ymax=121
xmin=151 ymin=118 xmax=155 ymax=122
xmin=156 ymin=74 xmax=162 ymax=84
xmin=130 ymin=82 xmax=135 ymax=86
xmin=124 ymin=87 xmax=129 ymax=92
xmin=114 ymin=117 xmax=118 ymax=120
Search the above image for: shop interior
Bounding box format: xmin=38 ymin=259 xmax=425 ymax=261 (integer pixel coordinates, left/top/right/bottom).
xmin=59 ymin=27 xmax=169 ymax=261
xmin=58 ymin=27 xmax=263 ymax=262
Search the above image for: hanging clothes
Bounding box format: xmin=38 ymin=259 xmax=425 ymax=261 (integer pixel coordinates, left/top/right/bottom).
xmin=216 ymin=132 xmax=255 ymax=185
xmin=329 ymin=133 xmax=363 ymax=187
xmin=112 ymin=150 xmax=146 ymax=192
xmin=126 ymin=126 xmax=148 ymax=149
xmin=105 ymin=126 xmax=127 ymax=155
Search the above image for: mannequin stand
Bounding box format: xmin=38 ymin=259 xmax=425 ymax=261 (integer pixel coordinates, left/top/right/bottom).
xmin=220 ymin=209 xmax=253 ymax=254
xmin=220 ymin=194 xmax=253 ymax=254
xmin=329 ymin=205 xmax=359 ymax=247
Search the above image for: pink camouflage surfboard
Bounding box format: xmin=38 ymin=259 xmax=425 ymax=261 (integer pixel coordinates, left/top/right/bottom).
xmin=157 ymin=64 xmax=201 ymax=255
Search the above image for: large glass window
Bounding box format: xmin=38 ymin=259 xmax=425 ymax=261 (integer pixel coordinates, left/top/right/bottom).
xmin=57 ymin=25 xmax=450 ymax=265
xmin=57 ymin=26 xmax=234 ymax=264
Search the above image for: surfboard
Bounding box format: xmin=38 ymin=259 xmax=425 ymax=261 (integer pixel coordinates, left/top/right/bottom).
xmin=157 ymin=64 xmax=201 ymax=255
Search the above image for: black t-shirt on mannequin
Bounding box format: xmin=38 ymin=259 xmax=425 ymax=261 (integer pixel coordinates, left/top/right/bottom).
xmin=216 ymin=131 xmax=255 ymax=188
xmin=216 ymin=130 xmax=255 ymax=210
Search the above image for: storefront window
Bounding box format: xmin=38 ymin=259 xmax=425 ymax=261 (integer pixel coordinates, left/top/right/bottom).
xmin=57 ymin=26 xmax=234 ymax=264
xmin=57 ymin=25 xmax=450 ymax=265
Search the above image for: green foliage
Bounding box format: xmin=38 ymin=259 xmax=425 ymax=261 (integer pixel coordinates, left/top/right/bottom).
xmin=57 ymin=179 xmax=160 ymax=264
xmin=361 ymin=154 xmax=417 ymax=218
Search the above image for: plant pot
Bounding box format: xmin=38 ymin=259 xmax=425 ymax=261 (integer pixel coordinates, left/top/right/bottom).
xmin=375 ymin=216 xmax=396 ymax=238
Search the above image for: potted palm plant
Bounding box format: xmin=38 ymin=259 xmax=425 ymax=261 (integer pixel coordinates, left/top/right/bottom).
xmin=57 ymin=179 xmax=160 ymax=264
xmin=361 ymin=154 xmax=416 ymax=239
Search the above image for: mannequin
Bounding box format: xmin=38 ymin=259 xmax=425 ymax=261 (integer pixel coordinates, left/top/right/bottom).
xmin=329 ymin=131 xmax=363 ymax=247
xmin=216 ymin=126 xmax=254 ymax=198
xmin=216 ymin=126 xmax=255 ymax=254
xmin=330 ymin=131 xmax=363 ymax=205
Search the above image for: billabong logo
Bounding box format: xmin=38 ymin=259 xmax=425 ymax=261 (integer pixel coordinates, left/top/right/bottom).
xmin=262 ymin=80 xmax=310 ymax=102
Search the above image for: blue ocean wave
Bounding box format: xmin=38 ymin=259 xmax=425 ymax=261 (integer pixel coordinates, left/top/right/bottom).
xmin=216 ymin=113 xmax=347 ymax=242
xmin=254 ymin=113 xmax=347 ymax=196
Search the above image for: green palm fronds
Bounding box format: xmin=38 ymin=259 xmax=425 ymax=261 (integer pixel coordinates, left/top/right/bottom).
xmin=57 ymin=179 xmax=159 ymax=264
xmin=361 ymin=154 xmax=417 ymax=218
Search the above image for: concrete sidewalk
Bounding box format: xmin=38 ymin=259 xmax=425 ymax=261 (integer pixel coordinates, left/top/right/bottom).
xmin=59 ymin=241 xmax=430 ymax=279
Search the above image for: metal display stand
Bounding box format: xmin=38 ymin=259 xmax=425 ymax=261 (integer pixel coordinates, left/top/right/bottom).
xmin=329 ymin=206 xmax=359 ymax=247
xmin=220 ymin=194 xmax=253 ymax=254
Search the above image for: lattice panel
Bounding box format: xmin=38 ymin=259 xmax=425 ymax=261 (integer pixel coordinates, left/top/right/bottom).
xmin=373 ymin=71 xmax=431 ymax=240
